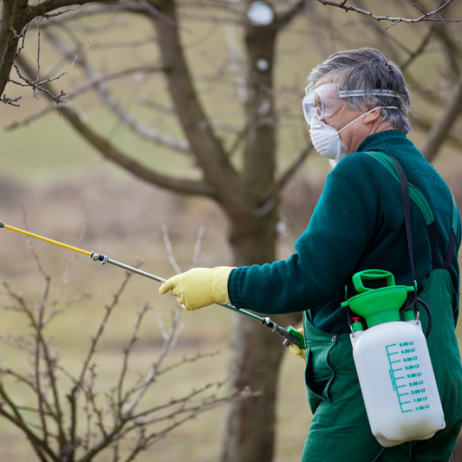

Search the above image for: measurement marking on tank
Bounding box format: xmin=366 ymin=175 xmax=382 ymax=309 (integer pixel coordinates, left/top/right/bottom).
xmin=386 ymin=344 xmax=413 ymax=413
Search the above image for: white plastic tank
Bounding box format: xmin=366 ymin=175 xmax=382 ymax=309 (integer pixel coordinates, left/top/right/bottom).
xmin=342 ymin=270 xmax=445 ymax=447
xmin=351 ymin=320 xmax=445 ymax=447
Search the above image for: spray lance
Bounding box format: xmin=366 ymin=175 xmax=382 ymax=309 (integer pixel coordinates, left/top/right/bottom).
xmin=0 ymin=221 xmax=305 ymax=349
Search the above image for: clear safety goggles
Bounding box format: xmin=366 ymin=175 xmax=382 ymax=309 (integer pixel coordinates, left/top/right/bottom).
xmin=302 ymin=83 xmax=402 ymax=125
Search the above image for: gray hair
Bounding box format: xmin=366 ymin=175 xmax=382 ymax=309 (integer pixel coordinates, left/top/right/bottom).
xmin=306 ymin=48 xmax=411 ymax=133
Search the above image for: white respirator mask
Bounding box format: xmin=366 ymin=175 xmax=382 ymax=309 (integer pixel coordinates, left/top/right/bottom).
xmin=302 ymin=83 xmax=401 ymax=161
xmin=309 ymin=107 xmax=397 ymax=162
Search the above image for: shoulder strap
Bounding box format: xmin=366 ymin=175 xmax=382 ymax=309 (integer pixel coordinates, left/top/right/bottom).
xmin=366 ymin=151 xmax=435 ymax=226
xmin=390 ymin=156 xmax=417 ymax=290
xmin=365 ymin=151 xmax=458 ymax=271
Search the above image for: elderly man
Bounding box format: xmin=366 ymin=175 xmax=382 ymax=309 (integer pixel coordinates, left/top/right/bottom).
xmin=160 ymin=48 xmax=462 ymax=461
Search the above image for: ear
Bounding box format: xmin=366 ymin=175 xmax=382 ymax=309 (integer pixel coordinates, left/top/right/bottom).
xmin=363 ymin=108 xmax=381 ymax=125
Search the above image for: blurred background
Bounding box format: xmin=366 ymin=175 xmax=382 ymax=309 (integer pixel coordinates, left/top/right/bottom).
xmin=1 ymin=0 xmax=462 ymax=460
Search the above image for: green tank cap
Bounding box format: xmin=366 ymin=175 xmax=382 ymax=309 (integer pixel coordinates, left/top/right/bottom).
xmin=341 ymin=270 xmax=415 ymax=328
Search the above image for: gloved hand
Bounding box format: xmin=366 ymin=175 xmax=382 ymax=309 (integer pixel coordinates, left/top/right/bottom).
xmin=159 ymin=267 xmax=235 ymax=311
xmin=289 ymin=327 xmax=306 ymax=360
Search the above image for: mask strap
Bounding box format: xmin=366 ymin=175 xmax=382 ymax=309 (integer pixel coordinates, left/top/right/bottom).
xmin=337 ymin=106 xmax=398 ymax=134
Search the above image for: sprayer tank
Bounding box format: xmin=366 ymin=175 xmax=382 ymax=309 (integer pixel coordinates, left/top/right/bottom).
xmin=351 ymin=321 xmax=445 ymax=447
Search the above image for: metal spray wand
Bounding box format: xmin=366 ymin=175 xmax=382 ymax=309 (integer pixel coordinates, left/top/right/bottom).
xmin=0 ymin=221 xmax=305 ymax=348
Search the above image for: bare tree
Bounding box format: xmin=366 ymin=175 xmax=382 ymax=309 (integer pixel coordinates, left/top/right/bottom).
xmin=2 ymin=1 xmax=462 ymax=462
xmin=0 ymin=0 xmax=121 ymax=106
xmin=0 ymin=224 xmax=255 ymax=462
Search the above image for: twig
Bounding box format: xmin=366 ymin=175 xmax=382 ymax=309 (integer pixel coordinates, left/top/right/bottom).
xmin=21 ymin=207 xmax=49 ymax=279
xmin=143 ymin=388 xmax=261 ymax=448
xmin=11 ymin=62 xmax=66 ymax=104
xmin=35 ymin=17 xmax=42 ymax=88
xmin=0 ymin=94 xmax=22 ymax=106
xmin=35 ymin=282 xmax=49 ymax=445
xmin=122 ymin=304 xmax=183 ymax=417
xmin=157 ymin=351 xmax=220 ymax=377
xmin=436 ymin=12 xmax=462 ymax=47
xmin=136 ymin=97 xmax=174 ymax=114
xmin=317 ymin=0 xmax=455 ymax=24
xmin=136 ymin=0 xmax=179 ymax=28
xmin=401 ymin=21 xmax=435 ymax=71
xmin=5 ymin=65 xmax=162 ymax=131
xmin=46 ymin=224 xmax=88 ymax=323
xmin=156 ymin=313 xmax=168 ymax=341
xmin=116 ymin=304 xmax=150 ymax=413
xmin=254 ymin=143 xmax=313 ymax=217
xmin=190 ymin=226 xmax=205 ymax=269
xmin=77 ymin=270 xmax=135 ymax=386
xmin=43 ymin=8 xmax=75 ymax=19
xmin=15 ymin=23 xmax=29 ymax=58
xmin=162 ymin=225 xmax=182 ymax=275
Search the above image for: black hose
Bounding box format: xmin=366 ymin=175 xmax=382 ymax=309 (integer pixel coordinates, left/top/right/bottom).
xmin=400 ymin=294 xmax=433 ymax=339
xmin=372 ymin=447 xmax=386 ymax=462
xmin=416 ymin=298 xmax=433 ymax=339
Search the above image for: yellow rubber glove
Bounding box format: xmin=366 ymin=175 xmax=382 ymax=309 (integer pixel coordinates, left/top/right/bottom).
xmin=289 ymin=327 xmax=306 ymax=360
xmin=159 ymin=267 xmax=235 ymax=311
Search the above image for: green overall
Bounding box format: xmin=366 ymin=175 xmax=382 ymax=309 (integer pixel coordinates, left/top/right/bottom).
xmin=301 ymin=153 xmax=462 ymax=462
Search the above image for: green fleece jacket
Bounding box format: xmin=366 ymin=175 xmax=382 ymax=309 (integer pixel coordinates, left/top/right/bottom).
xmin=227 ymin=130 xmax=461 ymax=334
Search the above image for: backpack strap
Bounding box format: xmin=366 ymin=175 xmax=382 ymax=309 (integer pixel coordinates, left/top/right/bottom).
xmin=366 ymin=152 xmax=438 ymax=269
xmin=390 ymin=156 xmax=417 ymax=291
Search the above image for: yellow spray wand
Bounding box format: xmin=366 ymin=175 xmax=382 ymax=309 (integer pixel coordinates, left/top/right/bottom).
xmin=0 ymin=221 xmax=304 ymax=348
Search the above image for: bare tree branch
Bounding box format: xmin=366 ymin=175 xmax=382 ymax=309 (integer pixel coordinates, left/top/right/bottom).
xmin=190 ymin=226 xmax=205 ymax=269
xmin=254 ymin=143 xmax=313 ymax=217
xmin=1 ymin=0 xmax=122 ymax=102
xmin=42 ymin=28 xmax=191 ymax=154
xmin=154 ymin=0 xmax=241 ymax=201
xmin=316 ymin=0 xmax=457 ymax=24
xmin=116 ymin=303 xmax=150 ymax=414
xmin=224 ymin=24 xmax=247 ymax=104
xmin=162 ymin=225 xmax=182 ymax=275
xmin=136 ymin=96 xmax=174 ymax=114
xmin=277 ymin=0 xmax=312 ymax=28
xmin=5 ymin=64 xmax=163 ymax=130
xmin=400 ymin=21 xmax=435 ymax=71
xmin=34 ymin=281 xmax=50 ymax=446
xmin=27 ymin=2 xmax=144 ymax=26
xmin=28 ymin=0 xmax=120 ymax=21
xmin=436 ymin=11 xmax=462 ymax=47
xmin=10 ymin=61 xmax=66 ymax=104
xmin=15 ymin=54 xmax=217 ymax=197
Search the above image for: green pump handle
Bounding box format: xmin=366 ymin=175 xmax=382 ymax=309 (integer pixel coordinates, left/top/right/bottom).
xmin=352 ymin=270 xmax=395 ymax=294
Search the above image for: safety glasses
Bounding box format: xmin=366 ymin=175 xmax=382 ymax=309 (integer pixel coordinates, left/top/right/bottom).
xmin=302 ymin=83 xmax=402 ymax=126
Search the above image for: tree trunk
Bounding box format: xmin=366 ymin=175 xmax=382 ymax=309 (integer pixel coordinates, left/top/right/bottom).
xmin=220 ymin=7 xmax=288 ymax=461
xmin=220 ymin=211 xmax=287 ymax=462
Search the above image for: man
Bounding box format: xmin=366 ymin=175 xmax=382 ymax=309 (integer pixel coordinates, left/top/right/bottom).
xmin=159 ymin=48 xmax=462 ymax=461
